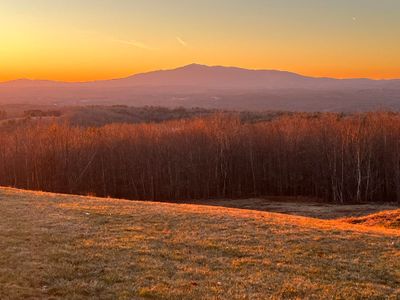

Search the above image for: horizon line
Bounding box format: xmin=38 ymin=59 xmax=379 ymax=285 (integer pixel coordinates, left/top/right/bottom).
xmin=1 ymin=63 xmax=399 ymax=84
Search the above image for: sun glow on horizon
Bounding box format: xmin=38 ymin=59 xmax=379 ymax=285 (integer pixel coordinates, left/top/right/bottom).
xmin=1 ymin=0 xmax=400 ymax=82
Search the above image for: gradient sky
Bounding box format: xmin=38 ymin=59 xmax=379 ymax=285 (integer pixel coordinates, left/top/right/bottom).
xmin=1 ymin=0 xmax=400 ymax=82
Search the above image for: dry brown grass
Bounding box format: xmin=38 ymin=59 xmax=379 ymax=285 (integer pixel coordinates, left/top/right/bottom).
xmin=342 ymin=209 xmax=400 ymax=229
xmin=0 ymin=187 xmax=399 ymax=299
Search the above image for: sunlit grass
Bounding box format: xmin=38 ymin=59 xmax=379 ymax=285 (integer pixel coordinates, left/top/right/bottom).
xmin=0 ymin=187 xmax=399 ymax=299
xmin=342 ymin=209 xmax=400 ymax=229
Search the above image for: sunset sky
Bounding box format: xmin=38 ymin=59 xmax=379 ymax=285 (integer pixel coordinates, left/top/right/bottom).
xmin=1 ymin=0 xmax=399 ymax=82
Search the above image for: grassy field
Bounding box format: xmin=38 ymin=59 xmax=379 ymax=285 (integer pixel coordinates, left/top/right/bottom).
xmin=0 ymin=188 xmax=399 ymax=299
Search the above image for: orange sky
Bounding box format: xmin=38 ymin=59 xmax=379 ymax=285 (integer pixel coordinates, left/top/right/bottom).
xmin=1 ymin=0 xmax=400 ymax=82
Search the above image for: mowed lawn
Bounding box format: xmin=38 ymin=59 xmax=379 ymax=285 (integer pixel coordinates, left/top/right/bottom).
xmin=0 ymin=188 xmax=399 ymax=299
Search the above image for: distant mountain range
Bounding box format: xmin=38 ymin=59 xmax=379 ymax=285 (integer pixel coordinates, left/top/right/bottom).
xmin=1 ymin=64 xmax=400 ymax=112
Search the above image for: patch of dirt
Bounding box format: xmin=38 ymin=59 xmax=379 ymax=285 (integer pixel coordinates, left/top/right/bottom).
xmin=192 ymin=198 xmax=399 ymax=220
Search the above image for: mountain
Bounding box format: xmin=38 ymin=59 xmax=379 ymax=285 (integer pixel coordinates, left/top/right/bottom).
xmin=1 ymin=64 xmax=400 ymax=111
xmin=107 ymin=64 xmax=400 ymax=90
xmin=4 ymin=63 xmax=400 ymax=89
xmin=105 ymin=64 xmax=312 ymax=89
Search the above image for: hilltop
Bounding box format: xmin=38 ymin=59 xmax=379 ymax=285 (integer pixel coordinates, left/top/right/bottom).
xmin=0 ymin=187 xmax=399 ymax=299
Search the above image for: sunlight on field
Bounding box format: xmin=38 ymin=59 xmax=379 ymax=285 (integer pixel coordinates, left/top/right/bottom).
xmin=0 ymin=188 xmax=399 ymax=299
xmin=343 ymin=210 xmax=400 ymax=230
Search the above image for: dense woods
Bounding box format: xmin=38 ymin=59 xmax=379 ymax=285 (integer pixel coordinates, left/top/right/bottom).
xmin=0 ymin=112 xmax=400 ymax=204
xmin=0 ymin=105 xmax=294 ymax=128
xmin=0 ymin=110 xmax=6 ymax=120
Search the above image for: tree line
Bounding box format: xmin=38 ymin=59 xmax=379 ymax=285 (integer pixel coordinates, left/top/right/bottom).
xmin=0 ymin=112 xmax=399 ymax=204
xmin=0 ymin=110 xmax=6 ymax=120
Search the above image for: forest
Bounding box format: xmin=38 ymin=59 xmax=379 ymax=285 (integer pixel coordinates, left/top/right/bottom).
xmin=0 ymin=112 xmax=399 ymax=204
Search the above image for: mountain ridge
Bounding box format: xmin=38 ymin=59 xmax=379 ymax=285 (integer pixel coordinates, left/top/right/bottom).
xmin=2 ymin=64 xmax=400 ymax=87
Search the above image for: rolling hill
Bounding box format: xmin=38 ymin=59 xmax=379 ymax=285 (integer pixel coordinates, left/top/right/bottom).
xmin=0 ymin=187 xmax=399 ymax=299
xmin=1 ymin=64 xmax=400 ymax=112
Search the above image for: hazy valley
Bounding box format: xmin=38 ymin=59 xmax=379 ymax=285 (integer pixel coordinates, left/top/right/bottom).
xmin=2 ymin=64 xmax=400 ymax=112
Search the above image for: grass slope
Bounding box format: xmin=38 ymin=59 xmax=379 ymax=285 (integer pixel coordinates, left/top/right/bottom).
xmin=343 ymin=210 xmax=400 ymax=229
xmin=0 ymin=188 xmax=399 ymax=299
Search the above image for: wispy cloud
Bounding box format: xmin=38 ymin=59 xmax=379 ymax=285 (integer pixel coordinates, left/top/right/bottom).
xmin=115 ymin=39 xmax=156 ymax=50
xmin=176 ymin=36 xmax=188 ymax=47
